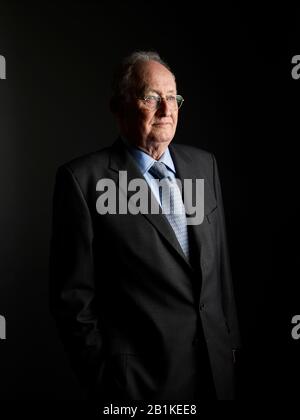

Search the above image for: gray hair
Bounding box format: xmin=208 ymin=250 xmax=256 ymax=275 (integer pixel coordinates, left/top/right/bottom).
xmin=110 ymin=51 xmax=174 ymax=114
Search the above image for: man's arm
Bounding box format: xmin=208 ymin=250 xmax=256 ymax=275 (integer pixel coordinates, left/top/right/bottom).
xmin=212 ymin=154 xmax=242 ymax=351
xmin=49 ymin=165 xmax=104 ymax=389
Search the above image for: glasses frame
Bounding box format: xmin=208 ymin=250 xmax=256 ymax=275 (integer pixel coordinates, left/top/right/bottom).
xmin=137 ymin=94 xmax=184 ymax=110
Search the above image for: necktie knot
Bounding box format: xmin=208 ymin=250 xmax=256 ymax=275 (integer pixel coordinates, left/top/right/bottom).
xmin=149 ymin=162 xmax=172 ymax=181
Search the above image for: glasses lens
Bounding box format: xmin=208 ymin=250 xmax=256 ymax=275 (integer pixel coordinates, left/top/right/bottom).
xmin=143 ymin=96 xmax=158 ymax=109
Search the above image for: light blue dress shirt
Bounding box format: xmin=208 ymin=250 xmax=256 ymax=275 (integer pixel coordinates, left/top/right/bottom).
xmin=122 ymin=139 xmax=177 ymax=206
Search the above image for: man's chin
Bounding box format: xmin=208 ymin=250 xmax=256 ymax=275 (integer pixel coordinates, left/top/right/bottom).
xmin=150 ymin=136 xmax=173 ymax=145
xmin=150 ymin=130 xmax=175 ymax=144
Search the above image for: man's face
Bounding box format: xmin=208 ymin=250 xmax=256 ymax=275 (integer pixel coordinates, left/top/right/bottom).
xmin=120 ymin=60 xmax=179 ymax=152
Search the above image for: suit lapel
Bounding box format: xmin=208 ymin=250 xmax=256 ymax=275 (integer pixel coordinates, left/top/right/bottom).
xmin=108 ymin=138 xmax=192 ymax=268
xmin=169 ymin=143 xmax=202 ymax=264
xmin=169 ymin=143 xmax=217 ymax=271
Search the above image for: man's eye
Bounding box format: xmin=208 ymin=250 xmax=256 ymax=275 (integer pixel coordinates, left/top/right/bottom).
xmin=145 ymin=96 xmax=159 ymax=102
xmin=166 ymin=96 xmax=176 ymax=102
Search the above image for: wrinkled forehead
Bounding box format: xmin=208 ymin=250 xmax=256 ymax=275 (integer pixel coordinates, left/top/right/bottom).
xmin=132 ymin=60 xmax=176 ymax=94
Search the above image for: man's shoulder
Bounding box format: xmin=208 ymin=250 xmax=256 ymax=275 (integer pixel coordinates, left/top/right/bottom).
xmin=172 ymin=143 xmax=212 ymax=159
xmin=62 ymin=146 xmax=111 ymax=171
xmin=57 ymin=144 xmax=114 ymax=184
xmin=171 ymin=143 xmax=215 ymax=172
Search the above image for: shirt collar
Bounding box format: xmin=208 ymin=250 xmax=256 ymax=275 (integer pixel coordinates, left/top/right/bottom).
xmin=121 ymin=136 xmax=176 ymax=176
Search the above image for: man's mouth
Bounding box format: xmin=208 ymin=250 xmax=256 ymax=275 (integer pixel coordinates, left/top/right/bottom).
xmin=152 ymin=122 xmax=171 ymax=126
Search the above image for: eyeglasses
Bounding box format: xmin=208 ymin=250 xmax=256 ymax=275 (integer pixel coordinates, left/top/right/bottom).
xmin=138 ymin=94 xmax=184 ymax=110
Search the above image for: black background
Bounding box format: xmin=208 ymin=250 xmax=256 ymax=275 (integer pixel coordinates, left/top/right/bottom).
xmin=0 ymin=1 xmax=299 ymax=402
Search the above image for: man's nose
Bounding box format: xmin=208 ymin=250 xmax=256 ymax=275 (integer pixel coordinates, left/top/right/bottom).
xmin=157 ymin=98 xmax=172 ymax=116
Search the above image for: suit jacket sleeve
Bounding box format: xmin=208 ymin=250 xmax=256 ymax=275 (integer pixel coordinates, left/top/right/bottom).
xmin=212 ymin=154 xmax=242 ymax=350
xmin=49 ymin=165 xmax=104 ymax=388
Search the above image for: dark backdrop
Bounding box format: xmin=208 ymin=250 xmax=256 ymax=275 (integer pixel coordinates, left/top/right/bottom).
xmin=0 ymin=1 xmax=298 ymax=401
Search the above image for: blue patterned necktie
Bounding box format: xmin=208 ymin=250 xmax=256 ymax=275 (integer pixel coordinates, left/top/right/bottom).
xmin=149 ymin=161 xmax=190 ymax=260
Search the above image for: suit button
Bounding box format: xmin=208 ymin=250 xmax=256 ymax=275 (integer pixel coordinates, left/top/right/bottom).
xmin=199 ymin=303 xmax=205 ymax=311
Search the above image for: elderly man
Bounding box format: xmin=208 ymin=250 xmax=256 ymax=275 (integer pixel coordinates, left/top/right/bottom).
xmin=49 ymin=51 xmax=241 ymax=401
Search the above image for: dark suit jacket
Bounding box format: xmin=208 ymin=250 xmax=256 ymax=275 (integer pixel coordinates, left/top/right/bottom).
xmin=49 ymin=137 xmax=241 ymax=401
